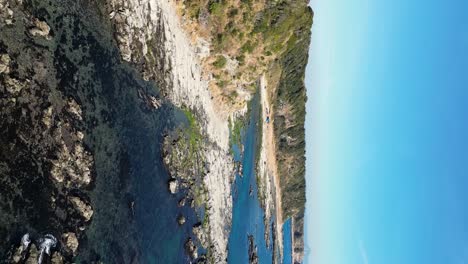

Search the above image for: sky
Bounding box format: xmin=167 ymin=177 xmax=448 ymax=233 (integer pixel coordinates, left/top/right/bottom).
xmin=304 ymin=0 xmax=468 ymax=263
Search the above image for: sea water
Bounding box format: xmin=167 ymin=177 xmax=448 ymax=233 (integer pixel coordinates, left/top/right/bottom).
xmin=228 ymin=93 xmax=276 ymax=263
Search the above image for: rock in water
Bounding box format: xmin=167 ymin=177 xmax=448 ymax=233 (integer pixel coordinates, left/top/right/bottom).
xmin=177 ymin=215 xmax=186 ymax=225
xmin=184 ymin=237 xmax=198 ymax=260
xmin=29 ymin=18 xmax=51 ymax=38
xmin=69 ymin=196 xmax=94 ymax=221
xmin=168 ymin=178 xmax=178 ymax=194
xmin=248 ymin=235 xmax=259 ymax=264
xmin=0 ymin=53 xmax=10 ymax=74
xmin=50 ymin=252 xmax=64 ymax=264
xmin=178 ymin=197 xmax=186 ymax=207
xmin=62 ymin=232 xmax=79 ymax=255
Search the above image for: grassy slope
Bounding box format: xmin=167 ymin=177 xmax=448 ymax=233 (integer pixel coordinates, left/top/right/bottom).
xmin=264 ymin=1 xmax=312 ymax=220
xmin=266 ymin=2 xmax=312 ymax=260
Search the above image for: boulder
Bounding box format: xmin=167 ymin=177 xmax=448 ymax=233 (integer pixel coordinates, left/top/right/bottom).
xmin=0 ymin=53 xmax=10 ymax=74
xmin=69 ymin=196 xmax=93 ymax=221
xmin=29 ymin=18 xmax=50 ymax=38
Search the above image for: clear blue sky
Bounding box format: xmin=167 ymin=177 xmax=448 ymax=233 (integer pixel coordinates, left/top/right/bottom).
xmin=304 ymin=0 xmax=468 ymax=263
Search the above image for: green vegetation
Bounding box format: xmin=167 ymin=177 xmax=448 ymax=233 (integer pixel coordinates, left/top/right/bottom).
xmin=212 ymin=55 xmax=227 ymax=69
xmin=208 ymin=1 xmax=226 ymax=17
xmin=228 ymin=116 xmax=244 ymax=148
xmin=271 ymin=6 xmax=313 ymax=219
xmin=182 ymin=107 xmax=202 ymax=155
xmin=240 ymin=40 xmax=255 ymax=53
xmin=255 ymin=2 xmax=313 ymax=56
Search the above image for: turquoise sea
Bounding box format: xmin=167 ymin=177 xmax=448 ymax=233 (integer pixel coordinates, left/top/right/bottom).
xmin=227 ymin=93 xmax=294 ymax=264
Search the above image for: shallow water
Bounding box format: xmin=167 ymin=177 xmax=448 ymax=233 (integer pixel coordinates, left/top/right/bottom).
xmin=282 ymin=219 xmax=293 ymax=264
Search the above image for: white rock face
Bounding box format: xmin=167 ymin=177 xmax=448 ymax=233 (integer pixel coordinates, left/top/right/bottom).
xmin=168 ymin=178 xmax=178 ymax=194
xmin=105 ymin=0 xmax=236 ymax=262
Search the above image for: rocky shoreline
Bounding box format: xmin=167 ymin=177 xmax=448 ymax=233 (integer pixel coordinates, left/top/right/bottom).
xmin=102 ymin=0 xmax=240 ymax=262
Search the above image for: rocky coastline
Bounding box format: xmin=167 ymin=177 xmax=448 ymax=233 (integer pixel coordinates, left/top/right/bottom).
xmin=0 ymin=0 xmax=312 ymax=262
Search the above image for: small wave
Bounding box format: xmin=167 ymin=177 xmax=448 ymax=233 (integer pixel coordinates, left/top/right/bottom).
xmin=37 ymin=234 xmax=57 ymax=264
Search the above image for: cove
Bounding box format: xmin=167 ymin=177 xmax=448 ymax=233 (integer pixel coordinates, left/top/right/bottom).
xmin=228 ymin=93 xmax=275 ymax=263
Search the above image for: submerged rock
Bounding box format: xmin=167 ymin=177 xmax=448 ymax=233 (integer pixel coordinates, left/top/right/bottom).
xmin=177 ymin=215 xmax=186 ymax=225
xmin=178 ymin=197 xmax=186 ymax=207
